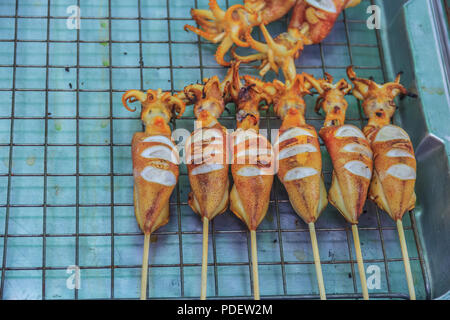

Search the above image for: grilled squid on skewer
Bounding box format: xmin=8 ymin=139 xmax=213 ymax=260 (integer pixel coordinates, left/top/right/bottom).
xmin=347 ymin=66 xmax=417 ymax=300
xmin=228 ymin=62 xmax=274 ymax=232
xmin=227 ymin=62 xmax=274 ymax=300
xmin=304 ymin=73 xmax=372 ymax=224
xmin=180 ymin=76 xmax=231 ymax=221
xmin=185 ymin=0 xmax=297 ymax=66
xmin=304 ymin=72 xmax=372 ymax=300
xmin=244 ymin=75 xmax=328 ymax=224
xmin=245 ymin=74 xmax=328 ymax=299
xmin=122 ymin=89 xmax=185 ymax=300
xmin=177 ymin=73 xmax=232 ymax=300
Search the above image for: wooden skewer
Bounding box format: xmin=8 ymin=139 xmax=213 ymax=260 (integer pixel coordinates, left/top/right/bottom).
xmin=396 ymin=219 xmax=416 ymax=300
xmin=308 ymin=222 xmax=326 ymax=300
xmin=200 ymin=217 xmax=209 ymax=300
xmin=250 ymin=230 xmax=260 ymax=300
xmin=351 ymin=224 xmax=369 ymax=300
xmin=140 ymin=233 xmax=151 ymax=300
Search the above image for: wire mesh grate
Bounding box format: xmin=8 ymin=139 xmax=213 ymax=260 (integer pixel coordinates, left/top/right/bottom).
xmin=0 ymin=0 xmax=430 ymax=299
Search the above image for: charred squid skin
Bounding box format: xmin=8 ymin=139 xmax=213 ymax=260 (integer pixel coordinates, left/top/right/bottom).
xmin=277 ymin=125 xmax=328 ymax=223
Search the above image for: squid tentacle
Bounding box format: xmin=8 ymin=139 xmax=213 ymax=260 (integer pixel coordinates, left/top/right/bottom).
xmin=245 ymin=28 xmax=269 ymax=53
xmin=225 ymin=4 xmax=251 ymax=47
xmin=191 ymin=8 xmax=215 ymax=21
xmin=184 ymin=24 xmax=225 ymax=42
xmin=209 ymin=0 xmax=226 ymax=20
xmin=214 ymin=36 xmax=234 ymax=66
xmin=231 ymin=46 xmax=267 ymax=63
xmin=122 ymin=90 xmax=148 ymax=112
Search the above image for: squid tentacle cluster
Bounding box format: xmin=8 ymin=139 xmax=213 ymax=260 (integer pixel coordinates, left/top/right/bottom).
xmin=225 ymin=62 xmax=277 ymax=300
xmin=304 ymin=71 xmax=375 ymax=300
xmin=185 ymin=0 xmax=361 ymax=81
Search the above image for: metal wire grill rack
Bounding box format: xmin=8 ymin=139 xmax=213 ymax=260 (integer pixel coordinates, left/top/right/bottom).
xmin=0 ymin=0 xmax=430 ymax=299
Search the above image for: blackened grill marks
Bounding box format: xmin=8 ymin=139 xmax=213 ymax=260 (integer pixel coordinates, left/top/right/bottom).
xmin=237 ymin=113 xmax=258 ymax=125
xmin=238 ymin=84 xmax=256 ymax=102
xmin=355 ymin=181 xmax=365 ymax=220
xmin=278 ymin=137 xmax=298 ymax=149
xmin=293 ymin=179 xmax=310 ymax=213
xmin=257 ymin=158 xmax=271 ymax=168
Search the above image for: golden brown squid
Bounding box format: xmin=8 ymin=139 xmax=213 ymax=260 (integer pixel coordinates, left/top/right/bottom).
xmin=230 ymin=0 xmax=362 ymax=83
xmin=245 ymin=74 xmax=328 ymax=299
xmin=177 ymin=73 xmax=232 ymax=300
xmin=185 ymin=0 xmax=296 ymax=66
xmin=122 ymin=89 xmax=185 ymax=300
xmin=227 ymin=62 xmax=274 ymax=300
xmin=288 ymin=0 xmax=361 ymax=44
xmin=181 ymin=77 xmax=230 ymax=222
xmin=304 ymin=72 xmax=372 ymax=300
xmin=347 ymin=66 xmax=417 ymax=300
